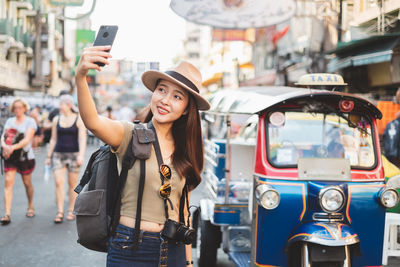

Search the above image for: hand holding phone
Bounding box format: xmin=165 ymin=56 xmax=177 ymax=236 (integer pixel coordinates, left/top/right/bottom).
xmin=93 ymin=25 xmax=118 ymax=67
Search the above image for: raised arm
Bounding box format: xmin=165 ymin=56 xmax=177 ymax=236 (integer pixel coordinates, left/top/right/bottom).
xmin=75 ymin=45 xmax=124 ymax=148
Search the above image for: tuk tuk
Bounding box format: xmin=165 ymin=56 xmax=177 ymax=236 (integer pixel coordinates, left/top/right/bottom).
xmin=194 ymin=74 xmax=400 ymax=267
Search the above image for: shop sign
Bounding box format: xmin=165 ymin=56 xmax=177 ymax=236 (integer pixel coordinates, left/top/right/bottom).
xmin=75 ymin=29 xmax=96 ymax=76
xmin=255 ymin=26 xmax=276 ymax=42
xmin=212 ymin=29 xmax=245 ymax=41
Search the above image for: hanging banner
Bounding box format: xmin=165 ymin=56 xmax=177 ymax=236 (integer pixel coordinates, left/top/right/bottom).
xmin=170 ymin=0 xmax=296 ymax=29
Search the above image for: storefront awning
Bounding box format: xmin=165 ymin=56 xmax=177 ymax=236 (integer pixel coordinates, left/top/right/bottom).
xmin=239 ymin=62 xmax=254 ymax=69
xmin=327 ymin=33 xmax=400 ymax=72
xmin=202 ymin=72 xmax=223 ymax=87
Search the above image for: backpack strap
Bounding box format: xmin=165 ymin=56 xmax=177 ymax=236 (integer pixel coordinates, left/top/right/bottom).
xmin=74 ymin=147 xmax=104 ymax=194
xmin=132 ymin=159 xmax=146 ymax=250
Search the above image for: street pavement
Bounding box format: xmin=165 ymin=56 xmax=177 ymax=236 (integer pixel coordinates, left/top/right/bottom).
xmin=0 ymin=143 xmax=399 ymax=266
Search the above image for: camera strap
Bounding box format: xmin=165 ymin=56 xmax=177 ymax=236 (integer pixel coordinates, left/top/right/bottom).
xmin=149 ymin=122 xmax=191 ymax=228
xmin=148 ymin=122 xmax=170 ymax=220
xmin=179 ymin=183 xmax=191 ymax=227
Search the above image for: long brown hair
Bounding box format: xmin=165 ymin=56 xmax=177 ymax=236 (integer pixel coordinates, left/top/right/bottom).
xmin=143 ymin=96 xmax=204 ymax=190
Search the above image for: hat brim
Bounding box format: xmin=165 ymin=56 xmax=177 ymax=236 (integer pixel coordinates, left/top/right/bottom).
xmin=142 ymin=70 xmax=210 ymax=111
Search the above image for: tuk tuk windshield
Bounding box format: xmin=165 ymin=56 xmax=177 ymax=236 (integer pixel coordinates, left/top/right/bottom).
xmin=267 ymin=112 xmax=376 ymax=168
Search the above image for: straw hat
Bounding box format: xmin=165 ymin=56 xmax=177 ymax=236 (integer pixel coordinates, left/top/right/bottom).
xmin=141 ymin=61 xmax=210 ymax=110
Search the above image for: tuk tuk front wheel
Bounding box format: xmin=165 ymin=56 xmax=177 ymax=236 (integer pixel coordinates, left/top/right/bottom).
xmin=197 ymin=218 xmax=221 ymax=267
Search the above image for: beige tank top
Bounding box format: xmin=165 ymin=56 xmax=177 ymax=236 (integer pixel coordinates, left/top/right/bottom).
xmin=112 ymin=122 xmax=186 ymax=224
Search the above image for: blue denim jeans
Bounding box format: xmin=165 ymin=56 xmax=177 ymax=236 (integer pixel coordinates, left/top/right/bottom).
xmin=107 ymin=224 xmax=186 ymax=267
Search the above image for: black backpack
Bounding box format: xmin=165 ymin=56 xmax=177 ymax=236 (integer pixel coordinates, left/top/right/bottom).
xmin=73 ymin=122 xmax=155 ymax=252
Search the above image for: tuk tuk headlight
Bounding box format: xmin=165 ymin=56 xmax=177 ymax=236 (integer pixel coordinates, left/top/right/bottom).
xmin=319 ymin=187 xmax=345 ymax=213
xmin=380 ymin=188 xmax=399 ymax=208
xmin=255 ymin=184 xmax=280 ymax=210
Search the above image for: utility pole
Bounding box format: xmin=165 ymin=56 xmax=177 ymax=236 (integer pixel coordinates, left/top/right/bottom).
xmin=379 ymin=0 xmax=385 ymax=34
xmin=33 ymin=9 xmax=43 ymax=89
xmin=337 ymin=0 xmax=343 ymax=42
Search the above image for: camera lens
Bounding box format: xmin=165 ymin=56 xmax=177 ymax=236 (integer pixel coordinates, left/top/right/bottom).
xmin=182 ymin=228 xmax=195 ymax=244
xmin=103 ymin=32 xmax=109 ymax=38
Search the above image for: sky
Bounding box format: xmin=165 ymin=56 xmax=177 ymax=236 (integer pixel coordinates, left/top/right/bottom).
xmin=66 ymin=0 xmax=187 ymax=68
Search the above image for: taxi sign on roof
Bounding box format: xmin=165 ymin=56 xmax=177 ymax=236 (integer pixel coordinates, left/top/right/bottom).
xmin=295 ymin=73 xmax=347 ymax=86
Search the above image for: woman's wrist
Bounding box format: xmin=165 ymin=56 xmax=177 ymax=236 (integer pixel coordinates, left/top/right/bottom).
xmin=186 ymin=260 xmax=193 ymax=266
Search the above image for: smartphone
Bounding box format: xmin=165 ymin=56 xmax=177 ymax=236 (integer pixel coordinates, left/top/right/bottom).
xmin=93 ymin=25 xmax=118 ymax=67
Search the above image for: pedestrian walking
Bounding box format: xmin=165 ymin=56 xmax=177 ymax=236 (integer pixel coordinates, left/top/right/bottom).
xmin=103 ymin=105 xmax=116 ymax=120
xmin=383 ymin=112 xmax=400 ymax=166
xmin=75 ymin=45 xmax=210 ymax=267
xmin=0 ymin=98 xmax=37 ymax=225
xmin=45 ymin=94 xmax=87 ymax=223
xmin=29 ymin=105 xmax=44 ymax=149
xmin=116 ymin=104 xmax=135 ymax=122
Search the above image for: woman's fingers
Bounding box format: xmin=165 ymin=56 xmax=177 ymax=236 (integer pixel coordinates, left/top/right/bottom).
xmin=83 ymin=47 xmax=112 ymax=58
xmin=76 ymin=45 xmax=114 ymax=76
xmin=90 ymin=45 xmax=111 ymax=51
xmin=77 ymin=49 xmax=111 ymax=74
xmin=84 ymin=55 xmax=110 ymax=65
xmin=83 ymin=62 xmax=102 ymax=72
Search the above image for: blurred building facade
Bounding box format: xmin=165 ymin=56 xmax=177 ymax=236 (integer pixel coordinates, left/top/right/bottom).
xmin=182 ymin=22 xmax=254 ymax=92
xmin=0 ymin=0 xmax=75 ymax=96
xmin=328 ymin=0 xmax=400 ymax=97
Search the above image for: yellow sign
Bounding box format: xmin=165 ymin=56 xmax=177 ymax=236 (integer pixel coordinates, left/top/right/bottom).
xmin=295 ymin=73 xmax=347 ymax=86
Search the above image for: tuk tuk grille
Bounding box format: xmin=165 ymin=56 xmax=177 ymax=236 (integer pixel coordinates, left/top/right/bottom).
xmin=312 ymin=212 xmax=344 ymax=222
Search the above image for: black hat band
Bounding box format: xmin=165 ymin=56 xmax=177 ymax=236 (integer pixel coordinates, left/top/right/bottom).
xmin=165 ymin=71 xmax=199 ymax=93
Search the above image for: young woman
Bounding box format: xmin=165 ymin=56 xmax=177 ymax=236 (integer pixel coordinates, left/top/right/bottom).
xmin=45 ymin=95 xmax=87 ymax=223
xmin=1 ymin=98 xmax=37 ymax=225
xmin=75 ymin=45 xmax=210 ymax=267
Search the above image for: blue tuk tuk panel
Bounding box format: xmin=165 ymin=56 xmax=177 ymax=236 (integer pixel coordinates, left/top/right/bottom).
xmin=213 ymin=140 xmax=226 ymax=180
xmin=254 ymin=179 xmax=307 ymax=266
xmin=213 ymin=204 xmax=247 ymax=225
xmin=345 ymin=182 xmax=386 ymax=267
xmin=254 ymin=178 xmax=386 ymax=267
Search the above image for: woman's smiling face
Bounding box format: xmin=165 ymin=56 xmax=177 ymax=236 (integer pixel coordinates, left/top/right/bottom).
xmin=150 ymin=79 xmax=189 ymax=125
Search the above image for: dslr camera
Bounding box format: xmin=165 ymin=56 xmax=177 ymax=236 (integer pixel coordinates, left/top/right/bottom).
xmin=161 ymin=219 xmax=195 ymax=244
